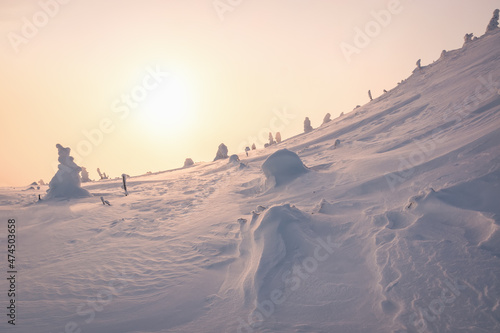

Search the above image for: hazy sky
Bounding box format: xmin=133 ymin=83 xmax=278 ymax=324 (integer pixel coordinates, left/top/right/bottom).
xmin=0 ymin=0 xmax=498 ymax=186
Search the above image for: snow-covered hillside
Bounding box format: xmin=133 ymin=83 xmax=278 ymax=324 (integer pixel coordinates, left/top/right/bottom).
xmin=1 ymin=29 xmax=500 ymax=333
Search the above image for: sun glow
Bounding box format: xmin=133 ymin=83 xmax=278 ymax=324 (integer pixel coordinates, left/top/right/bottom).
xmin=140 ymin=74 xmax=195 ymax=137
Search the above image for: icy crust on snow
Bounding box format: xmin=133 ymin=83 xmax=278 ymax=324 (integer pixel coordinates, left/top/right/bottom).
xmin=261 ymin=149 xmax=309 ymax=187
xmin=45 ymin=144 xmax=91 ymax=200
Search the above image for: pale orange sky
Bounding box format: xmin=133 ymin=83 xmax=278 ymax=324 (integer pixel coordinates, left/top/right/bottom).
xmin=0 ymin=0 xmax=498 ymax=186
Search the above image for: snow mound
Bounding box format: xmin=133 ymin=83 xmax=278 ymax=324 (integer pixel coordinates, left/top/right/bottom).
xmin=261 ymin=149 xmax=309 ymax=187
xmin=45 ymin=144 xmax=91 ymax=200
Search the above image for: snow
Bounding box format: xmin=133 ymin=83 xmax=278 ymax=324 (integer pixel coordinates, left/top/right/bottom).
xmin=261 ymin=149 xmax=309 ymax=187
xmin=1 ymin=29 xmax=500 ymax=333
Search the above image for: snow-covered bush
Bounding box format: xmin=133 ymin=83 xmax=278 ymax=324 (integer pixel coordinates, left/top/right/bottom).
xmin=213 ymin=143 xmax=229 ymax=161
xmin=261 ymin=149 xmax=309 ymax=187
xmin=304 ymin=117 xmax=313 ymax=133
xmin=486 ymin=9 xmax=499 ymax=33
xmin=183 ymin=158 xmax=194 ymax=168
xmin=251 ymin=143 xmax=256 ymax=150
xmin=45 ymin=144 xmax=91 ymax=200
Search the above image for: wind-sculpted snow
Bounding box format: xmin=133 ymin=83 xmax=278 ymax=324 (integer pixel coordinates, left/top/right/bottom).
xmin=1 ymin=27 xmax=500 ymax=333
xmin=261 ymin=149 xmax=309 ymax=187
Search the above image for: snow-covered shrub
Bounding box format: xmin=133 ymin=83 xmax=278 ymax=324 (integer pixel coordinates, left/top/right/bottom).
xmin=214 ymin=143 xmax=229 ymax=161
xmin=229 ymin=154 xmax=240 ymax=164
xmin=486 ymin=9 xmax=499 ymax=33
xmin=45 ymin=144 xmax=91 ymax=200
xmin=251 ymin=143 xmax=256 ymax=150
xmin=261 ymin=149 xmax=309 ymax=187
xmin=304 ymin=117 xmax=313 ymax=133
xmin=184 ymin=158 xmax=194 ymax=168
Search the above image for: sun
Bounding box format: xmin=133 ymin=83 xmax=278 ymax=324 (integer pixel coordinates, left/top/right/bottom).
xmin=140 ymin=74 xmax=195 ymax=137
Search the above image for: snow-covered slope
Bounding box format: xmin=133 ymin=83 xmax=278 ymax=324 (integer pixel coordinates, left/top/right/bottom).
xmin=1 ymin=29 xmax=500 ymax=333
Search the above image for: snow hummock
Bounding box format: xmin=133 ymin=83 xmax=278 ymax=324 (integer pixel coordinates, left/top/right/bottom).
xmin=261 ymin=149 xmax=309 ymax=186
xmin=44 ymin=144 xmax=91 ymax=200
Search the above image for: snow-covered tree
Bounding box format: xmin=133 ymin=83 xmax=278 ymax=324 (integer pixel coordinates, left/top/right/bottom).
xmin=97 ymin=168 xmax=108 ymax=180
xmin=368 ymin=90 xmax=373 ymax=101
xmin=251 ymin=143 xmax=256 ymax=150
xmin=304 ymin=117 xmax=313 ymax=133
xmin=183 ymin=158 xmax=194 ymax=168
xmin=214 ymin=143 xmax=229 ymax=161
xmin=45 ymin=144 xmax=91 ymax=200
xmin=268 ymin=132 xmax=275 ymax=145
xmin=463 ymin=33 xmax=474 ymax=45
xmin=81 ymin=167 xmax=91 ymax=182
xmin=486 ymin=9 xmax=499 ymax=33
xmin=322 ymin=113 xmax=331 ymax=125
xmin=275 ymin=132 xmax=282 ymax=143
